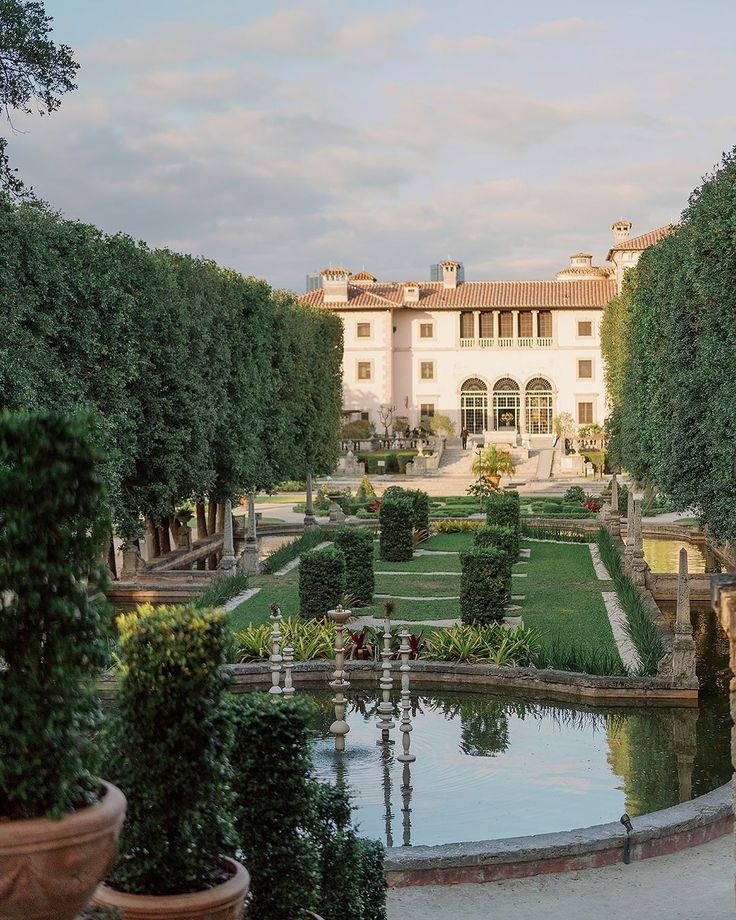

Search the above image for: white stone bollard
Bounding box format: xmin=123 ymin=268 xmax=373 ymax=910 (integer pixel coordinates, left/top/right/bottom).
xmin=396 ymin=631 xmax=416 ymax=764
xmin=376 ymin=604 xmax=395 ymax=744
xmin=329 ymin=605 xmax=352 ymax=752
xmin=282 ymin=644 xmax=295 ymax=696
xmin=269 ymin=604 xmax=283 ymax=695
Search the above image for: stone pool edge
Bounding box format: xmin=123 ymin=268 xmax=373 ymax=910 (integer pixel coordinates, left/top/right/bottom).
xmin=383 ymin=783 xmax=733 ymax=887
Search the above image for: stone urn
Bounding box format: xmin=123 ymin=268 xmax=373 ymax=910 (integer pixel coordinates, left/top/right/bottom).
xmin=92 ymin=856 xmax=250 ymax=920
xmin=0 ymin=780 xmax=126 ymax=920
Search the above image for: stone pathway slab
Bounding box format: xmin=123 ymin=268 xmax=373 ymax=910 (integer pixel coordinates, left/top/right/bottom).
xmin=375 ymin=571 xmax=459 ymax=576
xmin=273 ymin=540 xmax=332 ymax=576
xmin=602 ymin=590 xmax=640 ymax=672
xmin=375 ymin=594 xmax=460 ymax=601
xmin=222 ymin=587 xmax=262 ymax=612
xmin=589 ymin=544 xmax=610 ymax=580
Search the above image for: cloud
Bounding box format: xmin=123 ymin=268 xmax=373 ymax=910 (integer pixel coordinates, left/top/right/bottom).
xmin=428 ymin=17 xmax=603 ymax=55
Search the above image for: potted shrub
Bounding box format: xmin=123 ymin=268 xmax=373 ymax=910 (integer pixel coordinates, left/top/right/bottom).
xmin=0 ymin=412 xmax=126 ymax=920
xmin=471 ymin=446 xmax=516 ymax=487
xmin=93 ymin=604 xmax=249 ymax=919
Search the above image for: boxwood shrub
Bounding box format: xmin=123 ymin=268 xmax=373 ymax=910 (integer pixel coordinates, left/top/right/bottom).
xmin=460 ymin=547 xmax=511 ymax=625
xmin=333 ymin=527 xmax=375 ymax=605
xmin=299 ymin=547 xmax=346 ymax=619
xmin=473 ymin=523 xmax=519 ymax=573
xmin=0 ymin=412 xmax=110 ymax=821
xmin=486 ymin=492 xmax=520 ymax=535
xmin=383 ymin=486 xmax=430 ymax=532
xmin=106 ymin=604 xmax=235 ymax=895
xmin=379 ymin=494 xmax=414 ymax=562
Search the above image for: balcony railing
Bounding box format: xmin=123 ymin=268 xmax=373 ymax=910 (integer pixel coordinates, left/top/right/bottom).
xmin=456 ymin=337 xmax=555 ymax=348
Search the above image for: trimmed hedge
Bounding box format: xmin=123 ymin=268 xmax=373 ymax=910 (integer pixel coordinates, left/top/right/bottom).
xmin=383 ymin=486 xmax=430 ymax=532
xmin=261 ymin=527 xmax=326 ymax=574
xmin=473 ymin=523 xmax=519 ymax=573
xmin=228 ymin=693 xmax=321 ymax=920
xmin=379 ymin=495 xmax=414 ymax=562
xmin=106 ymin=604 xmax=234 ymax=896
xmin=460 ymin=547 xmax=511 ymax=625
xmin=299 ymin=548 xmax=346 ymax=620
xmin=486 ymin=492 xmax=520 ymax=534
xmin=333 ymin=527 xmax=375 ymax=605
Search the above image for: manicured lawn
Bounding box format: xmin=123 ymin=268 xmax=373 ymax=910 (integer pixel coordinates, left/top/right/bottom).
xmin=227 ymin=533 xmax=620 ymax=657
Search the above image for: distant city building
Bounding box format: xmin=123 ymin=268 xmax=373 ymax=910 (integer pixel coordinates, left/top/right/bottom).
xmin=305 ymin=272 xmax=322 ymax=293
xmin=300 ymin=223 xmax=671 ymax=444
xmin=431 ymin=262 xmax=464 ymax=283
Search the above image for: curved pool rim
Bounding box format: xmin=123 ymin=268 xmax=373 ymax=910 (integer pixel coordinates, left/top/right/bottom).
xmin=384 ymin=782 xmax=732 ymax=887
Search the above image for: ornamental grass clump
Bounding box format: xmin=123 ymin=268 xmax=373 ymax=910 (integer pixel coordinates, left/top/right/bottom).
xmin=105 ymin=604 xmax=235 ymax=896
xmin=299 ymin=547 xmax=346 ymax=619
xmin=379 ymin=493 xmax=414 ymax=562
xmin=460 ymin=546 xmax=511 ymax=625
xmin=473 ymin=523 xmax=519 ymax=573
xmin=333 ymin=526 xmax=375 ymax=605
xmin=0 ymin=412 xmax=110 ymax=820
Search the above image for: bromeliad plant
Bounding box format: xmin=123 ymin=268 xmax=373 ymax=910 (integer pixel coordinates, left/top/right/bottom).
xmin=423 ymin=623 xmax=540 ymax=666
xmin=0 ymin=412 xmax=110 ymax=821
xmin=236 ymin=617 xmax=336 ymax=662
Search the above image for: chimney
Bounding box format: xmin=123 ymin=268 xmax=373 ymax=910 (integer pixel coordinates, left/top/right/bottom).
xmin=439 ymin=259 xmax=460 ymax=290
xmin=403 ymin=281 xmax=420 ymax=304
xmin=612 ymin=220 xmax=632 ymax=245
xmin=570 ymin=252 xmax=593 ymax=269
xmin=321 ymin=267 xmax=351 ymax=303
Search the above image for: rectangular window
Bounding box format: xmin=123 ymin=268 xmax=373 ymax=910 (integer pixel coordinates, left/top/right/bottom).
xmin=479 ymin=311 xmax=494 ymax=338
xmin=499 ymin=312 xmax=514 ymax=337
xmin=420 ymin=361 xmax=435 ymax=380
xmin=578 ymin=359 xmax=593 ymax=379
xmin=578 ymin=402 xmax=593 ymax=424
xmin=420 ymin=402 xmax=435 ymax=417
xmin=360 ymin=411 xmax=369 ymax=421
xmin=419 ymin=322 xmax=434 ymax=339
xmin=356 ymin=322 xmax=371 ymax=338
xmin=357 ymin=361 xmax=372 ymax=381
xmin=538 ymin=311 xmax=553 ymax=338
xmin=578 ymin=320 xmax=593 ymax=337
xmin=459 ymin=312 xmax=474 ymax=339
xmin=519 ymin=311 xmax=533 ymax=337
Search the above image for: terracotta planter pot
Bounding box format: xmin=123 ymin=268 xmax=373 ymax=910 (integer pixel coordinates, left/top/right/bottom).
xmin=0 ymin=780 xmax=126 ymax=920
xmin=92 ymin=857 xmax=250 ymax=920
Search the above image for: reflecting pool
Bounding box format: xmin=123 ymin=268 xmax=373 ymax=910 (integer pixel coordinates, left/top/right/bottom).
xmin=643 ymin=537 xmax=707 ymax=573
xmin=309 ymin=688 xmax=731 ymax=847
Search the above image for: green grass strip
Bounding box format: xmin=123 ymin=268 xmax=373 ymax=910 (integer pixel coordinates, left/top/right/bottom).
xmin=260 ymin=527 xmax=327 ymax=574
xmin=193 ymin=569 xmax=250 ymax=609
xmin=596 ymin=527 xmax=664 ymax=675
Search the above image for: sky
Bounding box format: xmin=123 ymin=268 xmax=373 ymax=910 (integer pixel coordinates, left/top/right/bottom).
xmin=7 ymin=0 xmax=736 ymax=292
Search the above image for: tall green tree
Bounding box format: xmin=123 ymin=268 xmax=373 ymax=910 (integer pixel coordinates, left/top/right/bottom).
xmin=0 ymin=0 xmax=78 ymax=196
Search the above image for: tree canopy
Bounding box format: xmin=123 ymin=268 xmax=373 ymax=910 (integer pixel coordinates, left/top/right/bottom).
xmin=0 ymin=0 xmax=78 ymax=196
xmin=601 ymin=148 xmax=736 ymax=541
xmin=0 ymin=196 xmax=343 ymax=540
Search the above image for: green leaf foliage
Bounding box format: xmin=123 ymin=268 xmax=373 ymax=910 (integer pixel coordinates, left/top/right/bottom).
xmin=260 ymin=527 xmax=326 ymax=574
xmin=299 ymin=547 xmax=346 ymax=620
xmin=473 ymin=523 xmax=519 ymax=572
xmin=485 ymin=491 xmax=520 ymax=535
xmin=228 ymin=693 xmax=322 ymax=920
xmin=0 ymin=412 xmax=109 ymax=819
xmin=105 ymin=604 xmax=236 ymax=895
xmin=333 ymin=527 xmax=375 ymax=605
xmin=0 ymin=197 xmax=343 ymax=540
xmin=602 ymin=149 xmax=736 ymax=542
xmin=378 ymin=494 xmax=414 ymax=562
xmin=460 ymin=547 xmax=511 ymax=625
xmin=383 ymin=486 xmax=430 ymax=532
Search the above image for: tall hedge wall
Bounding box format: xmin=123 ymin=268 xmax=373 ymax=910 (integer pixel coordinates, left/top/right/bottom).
xmin=378 ymin=494 xmax=414 ymax=562
xmin=601 ymin=148 xmax=736 ymax=541
xmin=0 ymin=196 xmax=343 ymax=540
xmin=333 ymin=527 xmax=374 ymax=605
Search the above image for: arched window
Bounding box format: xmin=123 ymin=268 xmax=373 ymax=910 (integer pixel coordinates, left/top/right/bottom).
xmin=460 ymin=378 xmax=488 ymax=434
xmin=492 ymin=378 xmax=520 ymax=430
xmin=525 ymin=377 xmax=553 ymax=435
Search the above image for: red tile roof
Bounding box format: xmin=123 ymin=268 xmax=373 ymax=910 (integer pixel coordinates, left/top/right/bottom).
xmin=606 ymin=225 xmax=673 ymax=260
xmin=299 ymin=279 xmax=617 ymax=311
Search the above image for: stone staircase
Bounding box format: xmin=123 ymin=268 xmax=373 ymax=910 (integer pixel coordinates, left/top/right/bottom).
xmin=438 ymin=445 xmax=474 ymax=477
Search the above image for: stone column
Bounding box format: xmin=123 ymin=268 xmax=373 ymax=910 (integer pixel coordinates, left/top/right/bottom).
xmin=120 ymin=544 xmax=144 ymax=579
xmin=710 ymin=576 xmax=736 ymax=852
xmin=492 ymin=310 xmax=500 ymax=341
xmin=304 ymin=472 xmax=318 ymax=529
xmin=512 ymin=309 xmax=519 ymax=343
xmin=240 ymin=491 xmax=260 ymax=574
xmin=608 ymin=474 xmax=621 ymax=538
xmin=472 ymin=309 xmax=480 ymax=343
xmin=624 ymin=487 xmax=636 ymax=565
xmin=629 ymin=497 xmax=647 ymax=586
xmin=671 ymin=548 xmax=698 ymax=686
xmin=218 ymin=499 xmax=236 ymax=573
xmin=531 ymin=309 xmax=539 ymax=345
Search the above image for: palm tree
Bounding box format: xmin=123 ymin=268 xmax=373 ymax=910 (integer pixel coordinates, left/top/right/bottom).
xmin=471 ymin=446 xmax=517 ymax=484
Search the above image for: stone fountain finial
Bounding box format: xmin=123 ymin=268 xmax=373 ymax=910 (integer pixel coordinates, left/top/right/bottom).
xmin=376 ymin=601 xmax=396 ymax=744
xmin=396 ymin=631 xmax=416 ymax=764
xmin=329 ymin=604 xmax=352 ymax=752
xmin=219 ymin=499 xmax=236 ymax=572
xmin=269 ymin=604 xmax=283 ymax=695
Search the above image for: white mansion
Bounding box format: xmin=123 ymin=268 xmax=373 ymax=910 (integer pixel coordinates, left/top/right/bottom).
xmin=300 ymin=221 xmax=670 ymax=445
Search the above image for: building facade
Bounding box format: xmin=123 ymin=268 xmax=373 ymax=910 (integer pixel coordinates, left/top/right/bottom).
xmin=300 ymin=221 xmax=670 ymax=445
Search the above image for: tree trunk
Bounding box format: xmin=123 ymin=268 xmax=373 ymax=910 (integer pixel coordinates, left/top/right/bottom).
xmin=146 ymin=517 xmax=161 ymax=558
xmin=169 ymin=514 xmax=181 ymax=547
xmin=107 ymin=535 xmax=118 ymax=581
xmin=196 ymin=501 xmax=208 ymax=539
xmin=216 ymin=501 xmax=226 ymax=533
xmin=159 ymin=521 xmax=172 ymax=555
xmin=207 ymin=499 xmax=217 ymax=536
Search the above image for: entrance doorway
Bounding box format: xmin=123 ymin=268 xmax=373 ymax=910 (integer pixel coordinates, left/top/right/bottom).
xmin=525 ymin=377 xmax=553 ymax=434
xmin=460 ymin=377 xmax=488 ymax=434
xmin=492 ymin=378 xmax=520 ymax=430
